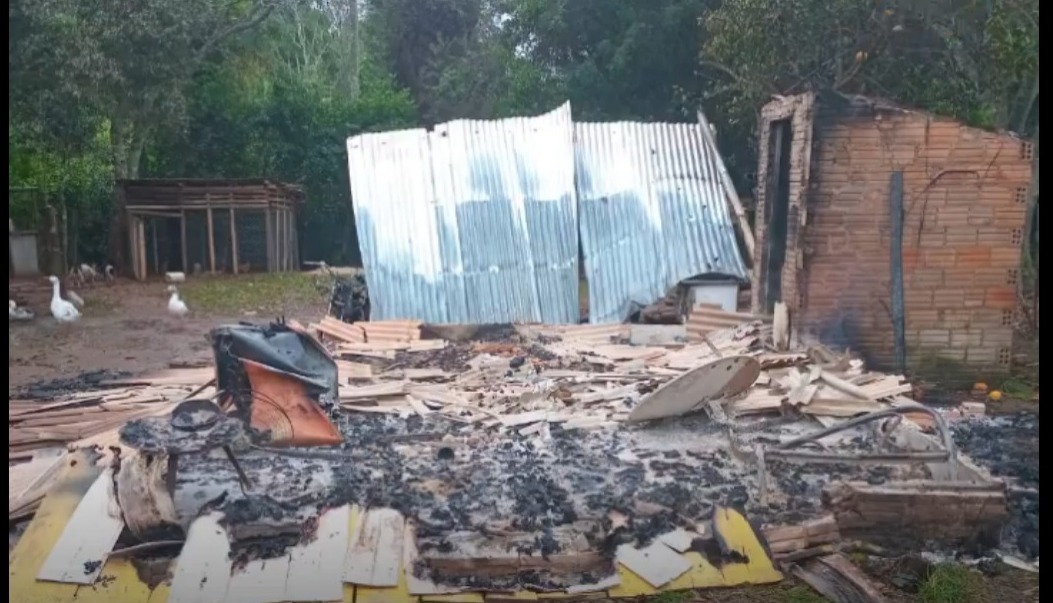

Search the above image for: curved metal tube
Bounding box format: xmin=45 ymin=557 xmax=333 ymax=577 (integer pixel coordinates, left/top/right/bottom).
xmin=772 ymin=403 xmax=960 ymax=480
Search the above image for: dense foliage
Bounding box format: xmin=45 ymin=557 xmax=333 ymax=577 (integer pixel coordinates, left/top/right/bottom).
xmin=9 ymin=0 xmax=1038 ymax=267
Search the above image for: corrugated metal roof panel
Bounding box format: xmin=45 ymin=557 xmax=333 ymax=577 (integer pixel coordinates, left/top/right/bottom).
xmin=431 ymin=102 xmax=579 ymax=324
xmin=347 ymin=103 xmax=579 ymax=324
xmin=575 ymin=119 xmax=749 ymax=324
xmin=347 ymin=127 xmax=446 ymax=322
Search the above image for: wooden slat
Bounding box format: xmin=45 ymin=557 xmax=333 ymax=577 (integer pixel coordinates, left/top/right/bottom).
xmin=36 ymin=468 xmax=125 ymax=585
xmin=284 ymin=504 xmax=350 ymax=600
xmin=343 ymin=508 xmax=406 ymax=587
xmin=167 ymin=514 xmax=233 ymax=603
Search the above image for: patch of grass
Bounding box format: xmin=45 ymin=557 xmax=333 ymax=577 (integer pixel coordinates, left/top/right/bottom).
xmin=999 ymin=376 xmax=1035 ymax=398
xmin=919 ymin=563 xmax=984 ymax=603
xmin=911 ymin=353 xmax=982 ymax=391
xmin=782 ymin=585 xmax=827 ymax=603
xmin=85 ymin=296 xmax=120 ymax=316
xmin=179 ymin=272 xmax=329 ymax=316
xmin=648 ymin=591 xmax=692 ymax=603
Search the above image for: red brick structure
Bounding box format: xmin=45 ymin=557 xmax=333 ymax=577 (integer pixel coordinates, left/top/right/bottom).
xmin=751 ymin=92 xmax=1032 ymax=371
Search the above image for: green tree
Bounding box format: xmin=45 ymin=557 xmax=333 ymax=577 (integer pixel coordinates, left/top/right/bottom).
xmin=145 ymin=4 xmax=418 ymax=264
xmin=700 ymin=0 xmax=1039 ymax=189
xmin=10 ymin=0 xmax=281 ymax=265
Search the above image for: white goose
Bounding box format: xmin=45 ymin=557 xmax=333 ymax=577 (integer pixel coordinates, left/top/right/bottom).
xmin=9 ymin=300 xmax=34 ymax=321
xmin=48 ymin=275 xmax=81 ymax=322
xmin=167 ymin=285 xmax=189 ymax=317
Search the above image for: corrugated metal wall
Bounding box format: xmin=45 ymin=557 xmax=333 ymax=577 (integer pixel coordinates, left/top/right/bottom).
xmin=347 ymin=103 xmax=748 ymax=325
xmin=347 ymin=103 xmax=579 ymax=324
xmin=576 ymin=121 xmax=749 ymax=323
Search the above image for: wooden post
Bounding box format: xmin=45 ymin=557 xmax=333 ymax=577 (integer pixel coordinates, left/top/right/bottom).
xmin=889 ymin=171 xmax=906 ymax=373
xmin=230 ymin=208 xmax=239 ymax=275
xmin=698 ymin=110 xmax=756 ymax=264
xmin=294 ymin=209 xmax=300 ymax=268
xmin=282 ymin=206 xmax=289 ymax=271
xmin=151 ymin=219 xmax=159 ymax=276
xmin=285 ymin=207 xmax=292 ymax=270
xmin=206 ymin=206 xmax=216 ymax=274
xmin=265 ymin=207 xmax=274 ymax=272
xmin=180 ymin=210 xmax=188 ymax=273
xmin=127 ymin=215 xmax=138 ymax=280
xmin=60 ymin=202 xmax=69 ymax=271
xmin=137 ymin=218 xmax=147 ymax=281
xmin=275 ymin=206 xmax=283 ymax=272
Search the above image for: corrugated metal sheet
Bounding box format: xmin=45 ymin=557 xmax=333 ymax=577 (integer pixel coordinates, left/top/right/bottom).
xmin=575 ymin=120 xmax=749 ymax=324
xmin=348 ymin=104 xmax=748 ymax=325
xmin=347 ymin=103 xmax=578 ymax=324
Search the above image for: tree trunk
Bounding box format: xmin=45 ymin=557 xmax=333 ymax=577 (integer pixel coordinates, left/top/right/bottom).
xmin=107 ymin=112 xmax=141 ymax=272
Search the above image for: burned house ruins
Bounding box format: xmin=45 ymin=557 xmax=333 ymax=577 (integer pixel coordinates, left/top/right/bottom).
xmin=752 ymin=92 xmax=1033 ymax=372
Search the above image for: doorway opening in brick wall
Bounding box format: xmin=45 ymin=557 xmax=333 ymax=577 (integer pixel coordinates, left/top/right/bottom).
xmin=760 ymin=118 xmax=794 ymax=313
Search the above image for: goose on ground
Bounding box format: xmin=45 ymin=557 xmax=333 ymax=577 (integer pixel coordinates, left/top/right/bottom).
xmin=80 ymin=263 xmax=99 ymax=282
xmin=48 ymin=275 xmax=81 ymax=322
xmin=167 ymin=285 xmax=189 ymax=317
xmin=9 ymin=300 xmax=34 ymax=321
xmin=105 ymin=264 xmax=116 ymax=284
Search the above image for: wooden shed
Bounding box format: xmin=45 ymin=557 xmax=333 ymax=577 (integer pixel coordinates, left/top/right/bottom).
xmin=752 ymin=92 xmax=1033 ymax=372
xmin=120 ymin=179 xmax=304 ymax=280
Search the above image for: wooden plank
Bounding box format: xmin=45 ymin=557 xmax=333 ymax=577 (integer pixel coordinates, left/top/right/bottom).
xmin=615 ymin=541 xmax=692 ymax=588
xmin=406 ymin=396 xmax=435 ymax=417
xmin=10 ymin=450 xmax=99 ymax=602
xmin=335 ymin=359 xmax=374 ymax=379
xmin=206 ymin=206 xmax=216 ymax=273
xmin=230 ymin=208 xmax=239 ymax=275
xmin=167 ymin=514 xmax=233 ymax=603
xmin=283 ymin=504 xmax=350 ymax=601
xmin=36 ymin=468 xmax=125 ymax=585
xmin=793 ymin=553 xmax=891 ymax=603
xmin=697 ymin=109 xmax=755 ymax=262
xmin=499 ymin=410 xmax=550 ymax=427
xmin=343 ymin=508 xmax=406 ymax=587
xmin=404 ymin=524 xmax=464 ymax=596
xmin=9 ymin=448 xmax=66 ymax=515
xmin=224 ymin=552 xmax=291 ymax=603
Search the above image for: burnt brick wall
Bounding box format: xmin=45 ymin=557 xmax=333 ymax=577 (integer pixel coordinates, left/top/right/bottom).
xmin=751 ymin=93 xmax=816 ymax=315
xmin=754 ymin=95 xmax=1032 ymax=371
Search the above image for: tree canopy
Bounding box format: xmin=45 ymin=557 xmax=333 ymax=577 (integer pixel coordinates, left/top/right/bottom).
xmin=9 ymin=0 xmax=1038 ymax=267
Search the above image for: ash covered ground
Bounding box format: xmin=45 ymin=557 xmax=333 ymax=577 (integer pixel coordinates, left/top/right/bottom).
xmin=12 ymin=369 xmax=132 ymax=400
xmin=165 ymin=405 xmax=905 ymax=589
xmin=951 ymin=411 xmax=1040 ymax=560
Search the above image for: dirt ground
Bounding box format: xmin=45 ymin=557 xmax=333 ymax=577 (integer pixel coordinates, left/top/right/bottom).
xmin=9 ymin=274 xmax=329 ymax=391
xmin=8 ymin=274 xmax=1040 ymax=602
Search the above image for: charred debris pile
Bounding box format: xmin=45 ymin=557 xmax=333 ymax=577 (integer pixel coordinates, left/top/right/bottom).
xmin=9 ymin=311 xmax=1030 ymax=593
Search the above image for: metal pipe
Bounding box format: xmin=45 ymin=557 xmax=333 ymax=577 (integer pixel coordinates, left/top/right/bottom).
xmin=774 ymin=403 xmax=959 ymax=480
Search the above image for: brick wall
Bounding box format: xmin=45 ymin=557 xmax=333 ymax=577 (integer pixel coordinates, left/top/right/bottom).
xmin=751 ymin=93 xmax=816 ymax=315
xmin=754 ymin=95 xmax=1032 ymax=371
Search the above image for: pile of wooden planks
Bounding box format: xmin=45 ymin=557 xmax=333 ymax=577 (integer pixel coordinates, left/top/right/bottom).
xmin=685 ymin=303 xmax=771 ymax=340
xmin=327 ymin=314 xmax=935 ymax=440
xmin=309 ymin=317 xmax=425 ymax=345
xmin=9 ymin=367 xmax=216 ymax=522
